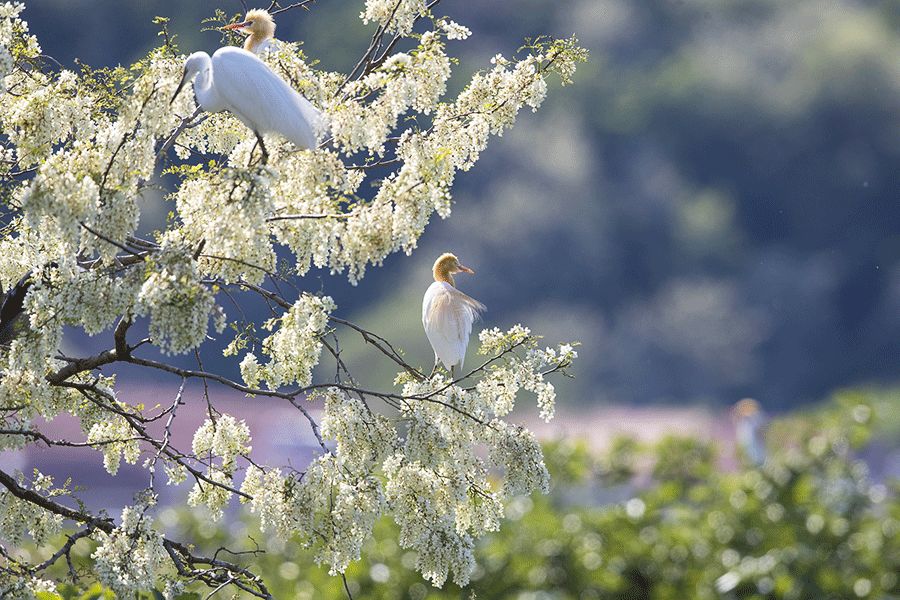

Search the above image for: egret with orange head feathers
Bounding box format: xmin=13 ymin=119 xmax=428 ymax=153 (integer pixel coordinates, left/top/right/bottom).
xmin=223 ymin=9 xmax=278 ymax=55
xmin=422 ymin=253 xmax=486 ymax=379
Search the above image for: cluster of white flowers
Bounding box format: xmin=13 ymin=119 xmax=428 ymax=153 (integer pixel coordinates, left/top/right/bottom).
xmin=361 ymin=0 xmax=427 ymax=35
xmin=0 ymin=307 xmax=70 ymax=419
xmin=332 ymin=32 xmax=451 ymax=155
xmin=488 ymin=420 xmax=550 ymax=497
xmin=383 ymin=453 xmax=483 ymax=587
xmin=0 ymin=471 xmax=63 ymax=545
xmin=477 ymin=327 xmax=578 ymax=422
xmin=175 ymin=168 xmax=276 ymax=285
xmin=320 ymin=389 xmax=398 ymax=471
xmin=240 ymin=465 xmax=294 ymax=539
xmin=240 ymin=392 xmax=394 ymax=574
xmin=191 ymin=414 xmax=251 ymax=472
xmin=87 ymin=416 xmax=140 ymax=475
xmin=187 ymin=415 xmax=251 ymax=519
xmin=25 ymin=265 xmax=141 ymax=335
xmin=240 ymin=293 xmax=335 ymax=389
xmin=187 ymin=468 xmax=233 ymax=521
xmin=0 ymin=4 xmax=30 ymax=92
xmin=439 ymin=18 xmax=471 ymax=40
xmin=293 ymin=454 xmax=386 ymax=575
xmin=18 ymin=145 xmax=101 ymax=252
xmin=92 ymin=500 xmax=168 ymax=595
xmin=136 ymin=239 xmax=218 ymax=354
xmin=266 ymin=150 xmax=365 ymax=276
xmin=479 ymin=324 xmax=533 ymax=356
xmin=2 ymin=69 xmax=93 ymax=167
xmin=0 ymin=574 xmax=57 ymax=600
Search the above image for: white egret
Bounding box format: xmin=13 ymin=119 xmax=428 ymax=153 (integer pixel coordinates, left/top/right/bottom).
xmin=422 ymin=253 xmax=486 ymax=379
xmin=223 ymin=9 xmax=278 ymax=56
xmin=171 ymin=46 xmax=322 ymax=161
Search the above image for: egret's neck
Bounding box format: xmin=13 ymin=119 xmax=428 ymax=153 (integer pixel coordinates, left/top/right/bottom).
xmin=192 ymin=65 xmax=224 ymax=113
xmin=433 ymin=267 xmax=455 ymax=287
xmin=245 ymin=32 xmax=271 ymax=53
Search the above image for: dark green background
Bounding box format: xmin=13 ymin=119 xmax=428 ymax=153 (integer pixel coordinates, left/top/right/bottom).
xmin=22 ymin=0 xmax=900 ymax=410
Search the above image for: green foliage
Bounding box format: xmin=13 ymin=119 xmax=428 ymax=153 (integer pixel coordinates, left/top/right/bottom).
xmin=17 ymin=391 xmax=900 ymax=600
xmin=20 ymin=390 xmax=898 ymax=598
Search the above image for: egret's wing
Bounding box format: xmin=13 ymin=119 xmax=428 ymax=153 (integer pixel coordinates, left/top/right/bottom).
xmin=211 ymin=47 xmax=321 ymax=149
xmin=422 ymin=282 xmax=485 ymax=370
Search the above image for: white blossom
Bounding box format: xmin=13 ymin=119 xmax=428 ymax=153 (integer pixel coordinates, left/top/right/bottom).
xmin=191 ymin=414 xmax=252 ymax=472
xmin=187 ymin=468 xmax=234 ymax=521
xmin=320 ymin=388 xmax=399 ymax=472
xmin=0 ymin=471 xmax=63 ymax=545
xmin=92 ymin=500 xmax=167 ymax=595
xmin=292 ymin=454 xmax=386 ymax=575
xmin=240 ymin=465 xmax=294 ymax=539
xmin=240 ymin=294 xmax=335 ymax=389
xmin=0 ymin=574 xmax=57 ymax=600
xmin=361 ymin=0 xmax=427 ymax=36
xmin=439 ymin=19 xmax=471 ymax=40
xmin=136 ymin=238 xmax=217 ymax=354
xmin=87 ymin=416 xmax=140 ymax=475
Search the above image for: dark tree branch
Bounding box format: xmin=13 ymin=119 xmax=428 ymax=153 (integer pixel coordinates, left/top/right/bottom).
xmin=269 ymin=0 xmax=318 ymax=16
xmin=0 ymin=466 xmax=270 ymax=597
xmin=157 ymin=106 xmax=204 ymax=161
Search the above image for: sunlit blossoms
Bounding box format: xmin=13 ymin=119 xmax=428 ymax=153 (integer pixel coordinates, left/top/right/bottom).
xmin=439 ymin=18 xmax=471 ymax=40
xmin=92 ymin=500 xmax=168 ymax=595
xmin=87 ymin=416 xmax=141 ymax=475
xmin=240 ymin=293 xmax=336 ymax=389
xmin=191 ymin=414 xmax=252 ymax=472
xmin=136 ymin=239 xmax=219 ymax=354
xmin=362 ymin=0 xmax=427 ymax=36
xmin=0 ymin=0 xmax=585 ymax=595
xmin=0 ymin=471 xmax=63 ymax=545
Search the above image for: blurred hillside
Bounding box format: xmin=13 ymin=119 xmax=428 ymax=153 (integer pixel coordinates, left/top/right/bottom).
xmin=22 ymin=0 xmax=900 ymax=408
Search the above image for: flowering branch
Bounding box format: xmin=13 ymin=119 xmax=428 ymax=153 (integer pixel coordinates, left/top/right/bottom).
xmin=0 ymin=0 xmax=585 ymax=594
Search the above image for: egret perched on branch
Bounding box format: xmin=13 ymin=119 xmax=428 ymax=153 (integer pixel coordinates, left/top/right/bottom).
xmin=223 ymin=9 xmax=278 ymax=56
xmin=422 ymin=253 xmax=485 ymax=379
xmin=171 ymin=46 xmax=322 ymax=161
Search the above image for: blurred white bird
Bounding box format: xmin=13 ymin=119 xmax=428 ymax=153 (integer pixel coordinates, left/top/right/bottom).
xmin=171 ymin=46 xmax=321 ymax=161
xmin=223 ymin=9 xmax=278 ymax=56
xmin=733 ymin=398 xmax=767 ymax=466
xmin=422 ymin=253 xmax=485 ymax=378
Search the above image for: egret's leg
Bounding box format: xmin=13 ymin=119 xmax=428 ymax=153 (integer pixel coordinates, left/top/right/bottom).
xmin=450 ymin=365 xmax=456 ymax=380
xmin=255 ymin=132 xmax=269 ymax=165
xmin=429 ymin=356 xmax=440 ymax=378
xmin=248 ymin=138 xmax=259 ymax=167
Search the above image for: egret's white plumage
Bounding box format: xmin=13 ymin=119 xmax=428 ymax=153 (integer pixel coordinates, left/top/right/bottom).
xmin=174 ymin=47 xmax=322 ymax=151
xmin=249 ymin=38 xmax=278 ymax=55
xmin=422 ymin=253 xmax=485 ymax=376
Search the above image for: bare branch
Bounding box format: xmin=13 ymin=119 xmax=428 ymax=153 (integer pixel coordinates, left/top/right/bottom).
xmin=331 ymin=316 xmax=426 ymax=381
xmin=269 ymin=0 xmax=318 ymax=16
xmin=157 ymin=106 xmax=204 ymax=160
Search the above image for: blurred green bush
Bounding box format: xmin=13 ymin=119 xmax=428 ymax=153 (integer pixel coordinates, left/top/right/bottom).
xmin=29 ymin=389 xmax=900 ymax=599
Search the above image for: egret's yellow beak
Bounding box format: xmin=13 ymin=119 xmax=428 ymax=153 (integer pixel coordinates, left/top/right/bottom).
xmin=223 ymin=21 xmax=250 ymax=32
xmin=457 ymin=264 xmax=475 ymax=274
